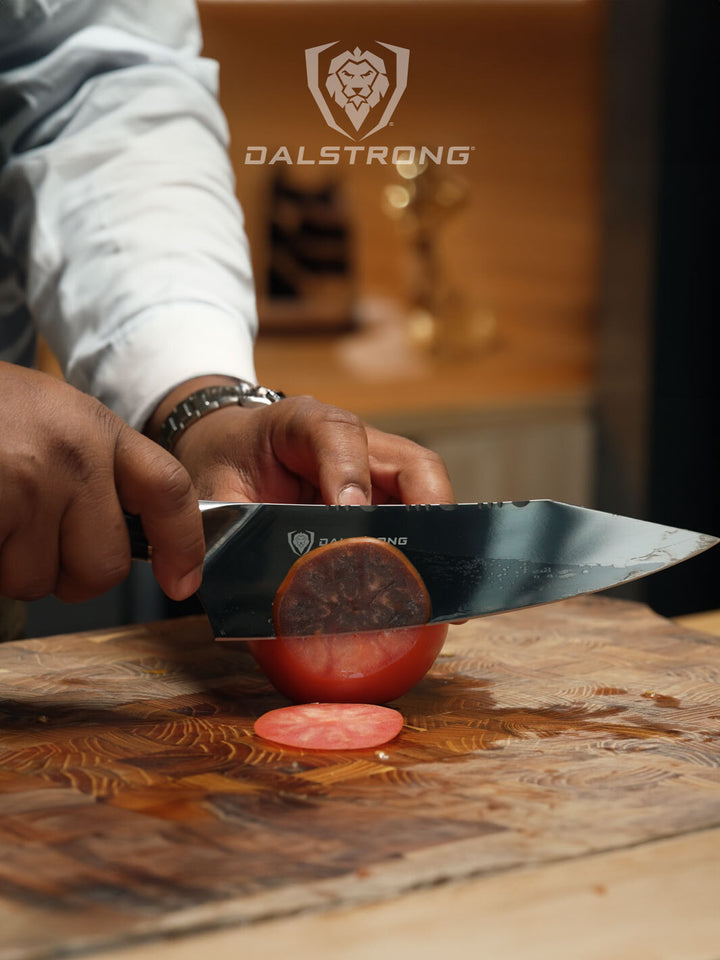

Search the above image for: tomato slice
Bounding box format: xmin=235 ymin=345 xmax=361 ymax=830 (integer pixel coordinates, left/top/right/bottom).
xmin=254 ymin=702 xmax=404 ymax=751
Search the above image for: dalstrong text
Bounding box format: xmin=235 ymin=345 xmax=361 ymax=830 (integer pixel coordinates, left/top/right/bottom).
xmin=287 ymin=531 xmax=409 ymax=556
xmin=243 ymin=145 xmax=473 ymax=166
xmin=318 ymin=537 xmax=408 ymax=547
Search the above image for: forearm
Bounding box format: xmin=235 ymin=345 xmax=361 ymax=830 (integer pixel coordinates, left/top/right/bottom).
xmin=0 ymin=1 xmax=258 ymax=429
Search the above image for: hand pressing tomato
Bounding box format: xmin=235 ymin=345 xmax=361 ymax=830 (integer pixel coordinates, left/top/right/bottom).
xmin=247 ymin=622 xmax=448 ymax=704
xmin=248 ymin=537 xmax=447 ymax=704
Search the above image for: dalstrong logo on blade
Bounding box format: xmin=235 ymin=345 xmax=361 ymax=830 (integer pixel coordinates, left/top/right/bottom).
xmin=288 ymin=530 xmax=315 ymax=556
xmin=306 ymin=41 xmax=410 ymax=141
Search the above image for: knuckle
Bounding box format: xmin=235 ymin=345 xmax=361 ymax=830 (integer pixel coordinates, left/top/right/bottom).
xmin=1 ymin=572 xmax=54 ymax=603
xmin=72 ymin=550 xmax=131 ymax=598
xmin=96 ymin=537 xmax=133 ymax=582
xmin=390 ymin=435 xmax=443 ymax=463
xmin=53 ymin=399 xmax=120 ymax=484
xmin=51 ymin=437 xmax=93 ymax=484
xmin=94 ymin=555 xmax=132 ymax=592
xmin=283 ymin=394 xmax=316 ymax=412
xmin=59 ymin=510 xmax=133 ymax=601
xmin=150 ymin=455 xmax=195 ymax=509
xmin=278 ymin=395 xmax=318 ymax=429
xmin=53 ymin=579 xmax=92 ymax=605
xmin=286 ymin=396 xmax=363 ymax=429
xmin=18 ymin=580 xmax=55 ymax=602
xmin=419 ymin=446 xmax=447 ymax=468
xmin=0 ymin=550 xmax=56 ymax=602
xmin=2 ymin=450 xmax=43 ymax=506
xmin=90 ymin=395 xmax=121 ymax=431
xmin=404 ymin=445 xmax=451 ymax=483
xmin=323 ymin=405 xmax=364 ymax=432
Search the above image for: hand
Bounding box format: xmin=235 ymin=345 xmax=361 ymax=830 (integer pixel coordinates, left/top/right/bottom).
xmin=0 ymin=364 xmax=204 ymax=603
xmin=149 ymin=385 xmax=455 ymax=506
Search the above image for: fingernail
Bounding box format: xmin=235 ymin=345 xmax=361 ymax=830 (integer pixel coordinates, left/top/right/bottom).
xmin=176 ymin=563 xmax=204 ymax=599
xmin=338 ymin=484 xmax=369 ymax=506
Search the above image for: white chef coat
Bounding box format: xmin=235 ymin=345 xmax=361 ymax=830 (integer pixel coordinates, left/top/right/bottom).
xmin=0 ymin=0 xmax=258 ymax=431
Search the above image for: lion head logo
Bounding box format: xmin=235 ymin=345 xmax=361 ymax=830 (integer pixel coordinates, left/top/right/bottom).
xmin=325 ymin=47 xmax=390 ymax=132
xmin=306 ymin=41 xmax=410 ymax=141
xmin=288 ymin=530 xmax=315 ymax=556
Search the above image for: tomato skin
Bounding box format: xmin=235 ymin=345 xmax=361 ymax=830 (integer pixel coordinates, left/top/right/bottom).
xmin=247 ymin=622 xmax=448 ymax=704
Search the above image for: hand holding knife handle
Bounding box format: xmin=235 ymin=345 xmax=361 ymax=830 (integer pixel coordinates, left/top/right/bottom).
xmin=123 ymin=501 xmax=250 ymax=565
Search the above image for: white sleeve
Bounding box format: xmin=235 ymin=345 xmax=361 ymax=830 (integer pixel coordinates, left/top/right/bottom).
xmin=0 ymin=0 xmax=258 ymax=430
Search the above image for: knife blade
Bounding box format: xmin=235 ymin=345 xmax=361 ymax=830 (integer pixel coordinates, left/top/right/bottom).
xmin=127 ymin=500 xmax=717 ymax=639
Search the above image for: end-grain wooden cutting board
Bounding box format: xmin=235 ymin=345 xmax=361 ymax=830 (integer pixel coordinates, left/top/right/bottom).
xmin=1 ymin=596 xmax=719 ymax=960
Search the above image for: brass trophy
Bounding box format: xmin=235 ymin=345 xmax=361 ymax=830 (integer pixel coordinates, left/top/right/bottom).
xmin=383 ymin=157 xmax=496 ymax=357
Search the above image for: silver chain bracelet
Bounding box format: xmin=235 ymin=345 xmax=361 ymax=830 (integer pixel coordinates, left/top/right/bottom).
xmin=159 ymin=382 xmax=285 ymax=454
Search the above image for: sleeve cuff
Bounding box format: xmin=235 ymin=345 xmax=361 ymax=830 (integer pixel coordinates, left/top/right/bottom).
xmin=81 ymin=304 xmax=259 ymax=431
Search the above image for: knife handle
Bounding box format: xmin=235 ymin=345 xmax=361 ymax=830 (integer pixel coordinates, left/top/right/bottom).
xmin=123 ymin=512 xmax=151 ymax=562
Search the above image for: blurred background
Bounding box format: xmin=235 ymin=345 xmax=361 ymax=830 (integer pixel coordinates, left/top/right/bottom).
xmin=27 ymin=0 xmax=718 ymax=635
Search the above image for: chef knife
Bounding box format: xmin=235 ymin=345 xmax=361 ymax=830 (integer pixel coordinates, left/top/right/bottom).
xmin=126 ymin=500 xmax=717 ymax=640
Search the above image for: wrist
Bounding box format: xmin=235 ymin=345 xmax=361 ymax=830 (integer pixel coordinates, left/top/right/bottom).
xmin=145 ymin=376 xmax=241 ymax=444
xmin=147 ymin=377 xmax=285 ymax=455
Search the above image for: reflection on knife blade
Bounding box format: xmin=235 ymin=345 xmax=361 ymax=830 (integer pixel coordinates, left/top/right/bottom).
xmin=182 ymin=500 xmax=717 ymax=640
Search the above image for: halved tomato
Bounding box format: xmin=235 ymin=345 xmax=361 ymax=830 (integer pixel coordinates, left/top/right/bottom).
xmin=249 ymin=536 xmax=447 ymax=704
xmin=247 ymin=622 xmax=448 ymax=704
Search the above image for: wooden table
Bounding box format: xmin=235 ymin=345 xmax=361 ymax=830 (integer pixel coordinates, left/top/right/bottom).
xmin=1 ymin=598 xmax=719 ymax=960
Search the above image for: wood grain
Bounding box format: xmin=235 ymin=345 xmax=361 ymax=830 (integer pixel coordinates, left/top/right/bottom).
xmin=90 ymin=828 xmax=720 ymax=960
xmin=1 ymin=597 xmax=719 ymax=960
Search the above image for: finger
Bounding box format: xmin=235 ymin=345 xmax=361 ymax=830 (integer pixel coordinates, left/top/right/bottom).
xmin=268 ymin=398 xmax=373 ymax=506
xmin=54 ymin=482 xmax=133 ymax=603
xmin=114 ymin=426 xmax=205 ymax=601
xmin=0 ymin=508 xmax=61 ymax=601
xmin=366 ymin=428 xmax=456 ymax=505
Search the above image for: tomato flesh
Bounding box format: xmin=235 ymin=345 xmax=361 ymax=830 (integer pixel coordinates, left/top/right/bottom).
xmin=248 ymin=622 xmax=448 ymax=704
xmin=254 ymin=702 xmax=404 ymax=750
xmin=273 ymin=537 xmax=430 ymax=638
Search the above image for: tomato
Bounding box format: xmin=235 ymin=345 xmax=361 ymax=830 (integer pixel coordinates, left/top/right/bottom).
xmin=249 ymin=536 xmax=447 ymax=703
xmin=254 ymin=702 xmax=404 ymax=750
xmin=247 ymin=622 xmax=448 ymax=704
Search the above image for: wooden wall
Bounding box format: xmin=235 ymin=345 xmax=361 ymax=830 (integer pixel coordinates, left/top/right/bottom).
xmin=198 ymin=1 xmax=605 ymax=367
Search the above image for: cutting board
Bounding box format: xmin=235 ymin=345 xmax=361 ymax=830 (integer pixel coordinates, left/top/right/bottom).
xmin=1 ymin=597 xmax=719 ymax=960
